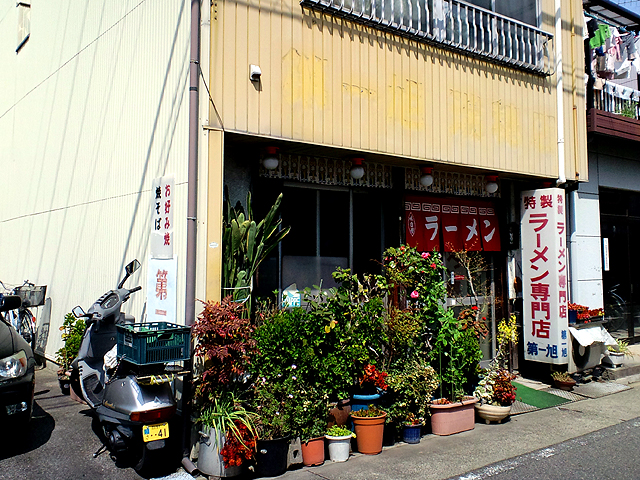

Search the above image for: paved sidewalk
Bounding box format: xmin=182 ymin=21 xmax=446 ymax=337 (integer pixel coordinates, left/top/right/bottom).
xmin=234 ymin=358 xmax=640 ymax=480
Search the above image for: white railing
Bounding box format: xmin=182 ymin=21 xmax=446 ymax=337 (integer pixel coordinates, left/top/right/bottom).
xmin=301 ymin=0 xmax=554 ymax=75
xmin=594 ymin=82 xmax=640 ymax=120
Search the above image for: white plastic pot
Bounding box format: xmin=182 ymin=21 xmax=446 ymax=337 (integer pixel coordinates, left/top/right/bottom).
xmin=325 ymin=434 xmax=351 ymax=462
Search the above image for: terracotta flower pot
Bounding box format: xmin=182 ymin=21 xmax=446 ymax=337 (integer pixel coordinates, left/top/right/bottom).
xmin=474 ymin=403 xmax=511 ymax=424
xmin=553 ymin=378 xmax=576 ymax=391
xmin=430 ymin=397 xmax=478 ymax=436
xmin=300 ymin=437 xmax=325 ymax=466
xmin=327 ymin=399 xmax=351 ymax=427
xmin=351 ymin=413 xmax=387 ymax=455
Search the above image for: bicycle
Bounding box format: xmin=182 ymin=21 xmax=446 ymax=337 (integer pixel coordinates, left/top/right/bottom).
xmin=0 ymin=280 xmax=45 ymax=351
xmin=604 ymin=284 xmax=626 ymax=333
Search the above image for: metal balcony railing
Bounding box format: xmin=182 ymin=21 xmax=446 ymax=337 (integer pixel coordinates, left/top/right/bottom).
xmin=594 ymin=82 xmax=640 ymax=120
xmin=300 ymin=0 xmax=554 ymax=75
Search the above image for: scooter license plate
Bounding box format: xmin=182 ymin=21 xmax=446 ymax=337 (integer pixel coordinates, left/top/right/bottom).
xmin=142 ymin=422 xmax=169 ymax=442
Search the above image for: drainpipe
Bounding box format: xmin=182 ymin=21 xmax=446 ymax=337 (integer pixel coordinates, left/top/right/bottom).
xmin=183 ymin=0 xmax=200 ymax=464
xmin=555 ymin=0 xmax=566 ymax=186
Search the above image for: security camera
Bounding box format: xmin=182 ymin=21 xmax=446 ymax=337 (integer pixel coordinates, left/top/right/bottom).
xmin=250 ymin=64 xmax=261 ymax=82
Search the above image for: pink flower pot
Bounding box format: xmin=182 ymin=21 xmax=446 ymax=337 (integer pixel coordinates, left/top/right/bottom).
xmin=430 ymin=397 xmax=478 ymax=436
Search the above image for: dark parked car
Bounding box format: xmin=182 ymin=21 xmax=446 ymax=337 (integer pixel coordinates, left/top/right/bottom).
xmin=0 ymin=294 xmax=36 ymax=425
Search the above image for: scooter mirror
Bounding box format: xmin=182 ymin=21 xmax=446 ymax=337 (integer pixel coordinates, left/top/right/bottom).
xmin=72 ymin=305 xmax=85 ymax=318
xmin=125 ymin=259 xmax=141 ymax=276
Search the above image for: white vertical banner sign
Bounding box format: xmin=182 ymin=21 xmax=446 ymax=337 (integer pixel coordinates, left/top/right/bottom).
xmin=151 ymin=175 xmax=174 ymax=259
xmin=147 ymin=257 xmax=178 ymax=324
xmin=521 ymin=188 xmax=569 ymax=365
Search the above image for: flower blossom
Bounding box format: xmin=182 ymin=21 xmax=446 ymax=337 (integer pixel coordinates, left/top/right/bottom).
xmin=422 ymin=252 xmax=430 ymax=259
xmin=430 ymin=263 xmax=436 ymax=269
xmin=410 ymin=290 xmax=419 ymax=299
xmin=291 ymin=364 xmax=297 ymax=370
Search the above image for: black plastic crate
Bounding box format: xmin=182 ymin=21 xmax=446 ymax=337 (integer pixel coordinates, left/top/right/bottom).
xmin=116 ymin=322 xmax=191 ymax=365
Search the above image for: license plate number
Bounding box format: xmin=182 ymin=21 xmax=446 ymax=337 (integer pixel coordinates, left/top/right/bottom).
xmin=142 ymin=422 xmax=169 ymax=442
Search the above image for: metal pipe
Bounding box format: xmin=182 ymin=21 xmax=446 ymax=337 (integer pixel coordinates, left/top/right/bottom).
xmin=555 ymin=0 xmax=566 ymax=185
xmin=186 ymin=0 xmax=200 ymax=328
xmin=183 ymin=0 xmax=200 ymax=464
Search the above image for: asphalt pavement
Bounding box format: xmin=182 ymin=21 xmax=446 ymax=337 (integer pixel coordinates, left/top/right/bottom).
xmin=0 ymin=364 xmax=157 ymax=480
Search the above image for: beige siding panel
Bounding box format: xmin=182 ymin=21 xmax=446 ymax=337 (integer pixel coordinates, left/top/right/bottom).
xmin=214 ymin=0 xmax=567 ymax=176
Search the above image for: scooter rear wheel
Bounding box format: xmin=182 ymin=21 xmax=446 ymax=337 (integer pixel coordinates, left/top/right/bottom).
xmin=134 ymin=441 xmax=165 ymax=477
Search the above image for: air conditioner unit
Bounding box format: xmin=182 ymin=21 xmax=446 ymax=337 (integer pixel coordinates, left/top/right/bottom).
xmin=567 ymin=325 xmax=615 ymax=373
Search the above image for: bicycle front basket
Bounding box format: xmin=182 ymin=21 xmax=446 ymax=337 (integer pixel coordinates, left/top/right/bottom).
xmin=14 ymin=285 xmax=47 ymax=307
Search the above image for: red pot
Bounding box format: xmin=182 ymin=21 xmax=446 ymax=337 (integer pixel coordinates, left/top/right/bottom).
xmin=301 ymin=437 xmax=325 ymax=466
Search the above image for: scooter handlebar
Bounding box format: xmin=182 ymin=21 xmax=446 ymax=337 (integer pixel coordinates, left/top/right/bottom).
xmin=129 ymin=286 xmax=142 ymax=294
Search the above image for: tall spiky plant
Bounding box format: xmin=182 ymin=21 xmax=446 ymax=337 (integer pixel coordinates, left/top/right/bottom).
xmin=222 ymin=192 xmax=290 ymax=316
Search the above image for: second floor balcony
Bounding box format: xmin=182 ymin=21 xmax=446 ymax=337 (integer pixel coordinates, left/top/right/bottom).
xmin=588 ymin=83 xmax=640 ymax=142
xmin=299 ymin=0 xmax=554 ymax=75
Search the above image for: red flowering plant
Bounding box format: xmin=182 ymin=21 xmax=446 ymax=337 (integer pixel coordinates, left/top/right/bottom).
xmin=358 ymin=363 xmax=388 ymax=394
xmin=198 ymin=393 xmax=258 ymax=468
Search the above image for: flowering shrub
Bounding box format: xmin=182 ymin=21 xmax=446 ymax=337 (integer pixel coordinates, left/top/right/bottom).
xmin=386 ymin=360 xmax=439 ymax=424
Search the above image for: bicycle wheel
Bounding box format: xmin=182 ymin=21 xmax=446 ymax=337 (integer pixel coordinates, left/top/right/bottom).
xmin=18 ymin=309 xmax=36 ymax=351
xmin=604 ymin=293 xmax=626 ymax=333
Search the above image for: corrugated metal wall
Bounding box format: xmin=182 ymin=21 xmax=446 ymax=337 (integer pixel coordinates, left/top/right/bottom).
xmin=0 ymin=1 xmax=192 ymax=358
xmin=210 ymin=0 xmax=587 ymax=179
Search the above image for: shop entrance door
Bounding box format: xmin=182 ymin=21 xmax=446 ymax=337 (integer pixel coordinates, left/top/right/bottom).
xmin=600 ymin=188 xmax=640 ymax=340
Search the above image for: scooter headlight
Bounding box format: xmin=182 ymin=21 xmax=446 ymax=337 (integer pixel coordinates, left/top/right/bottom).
xmin=0 ymin=350 xmax=28 ymax=380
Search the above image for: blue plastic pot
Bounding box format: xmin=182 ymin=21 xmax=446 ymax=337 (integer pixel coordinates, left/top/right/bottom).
xmin=350 ymin=393 xmax=381 ymax=412
xmin=402 ymin=424 xmax=421 ymax=444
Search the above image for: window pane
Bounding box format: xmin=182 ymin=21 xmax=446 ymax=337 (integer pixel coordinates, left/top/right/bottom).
xmin=495 ymin=0 xmax=537 ymax=26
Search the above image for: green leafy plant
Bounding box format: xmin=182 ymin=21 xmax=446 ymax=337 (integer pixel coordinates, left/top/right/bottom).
xmin=607 ymin=338 xmax=633 ymax=357
xmin=430 ymin=309 xmax=483 ymax=401
xmin=550 ymin=371 xmax=573 ymax=382
xmin=351 ymin=405 xmax=386 ymax=418
xmin=616 ymin=100 xmax=638 ymax=119
xmin=55 ymin=312 xmax=85 ymax=377
xmin=386 ymin=359 xmax=439 ymax=424
xmin=222 ymin=192 xmax=290 ymax=315
xmin=326 ymin=425 xmax=355 ymax=438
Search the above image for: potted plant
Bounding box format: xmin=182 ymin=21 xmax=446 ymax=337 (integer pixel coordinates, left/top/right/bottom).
xmin=55 ymin=312 xmax=85 ymax=394
xmin=296 ymin=386 xmax=329 ymax=467
xmin=386 ymin=360 xmax=439 ymax=444
xmin=603 ymin=338 xmax=633 ymax=368
xmin=350 ymin=405 xmax=387 ymax=455
xmin=351 ymin=363 xmax=388 ymax=411
xmin=325 ymin=425 xmax=355 ymax=462
xmin=191 ymin=297 xmax=258 ymax=477
xmin=250 ymin=373 xmax=301 ymax=477
xmin=197 ymin=394 xmax=257 ymax=477
xmin=551 ymin=371 xmax=576 ymax=391
xmin=428 ymin=308 xmax=483 ymax=436
xmin=474 ymin=367 xmax=517 ymax=424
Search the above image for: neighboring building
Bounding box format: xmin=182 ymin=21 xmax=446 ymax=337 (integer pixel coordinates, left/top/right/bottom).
xmin=573 ymin=0 xmax=640 ymax=344
xmin=0 ymin=1 xmax=212 ymax=359
xmin=208 ymin=0 xmax=588 ymax=365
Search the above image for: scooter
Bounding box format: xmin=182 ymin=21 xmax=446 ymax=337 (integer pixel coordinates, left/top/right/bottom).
xmin=70 ymin=260 xmax=186 ymax=474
